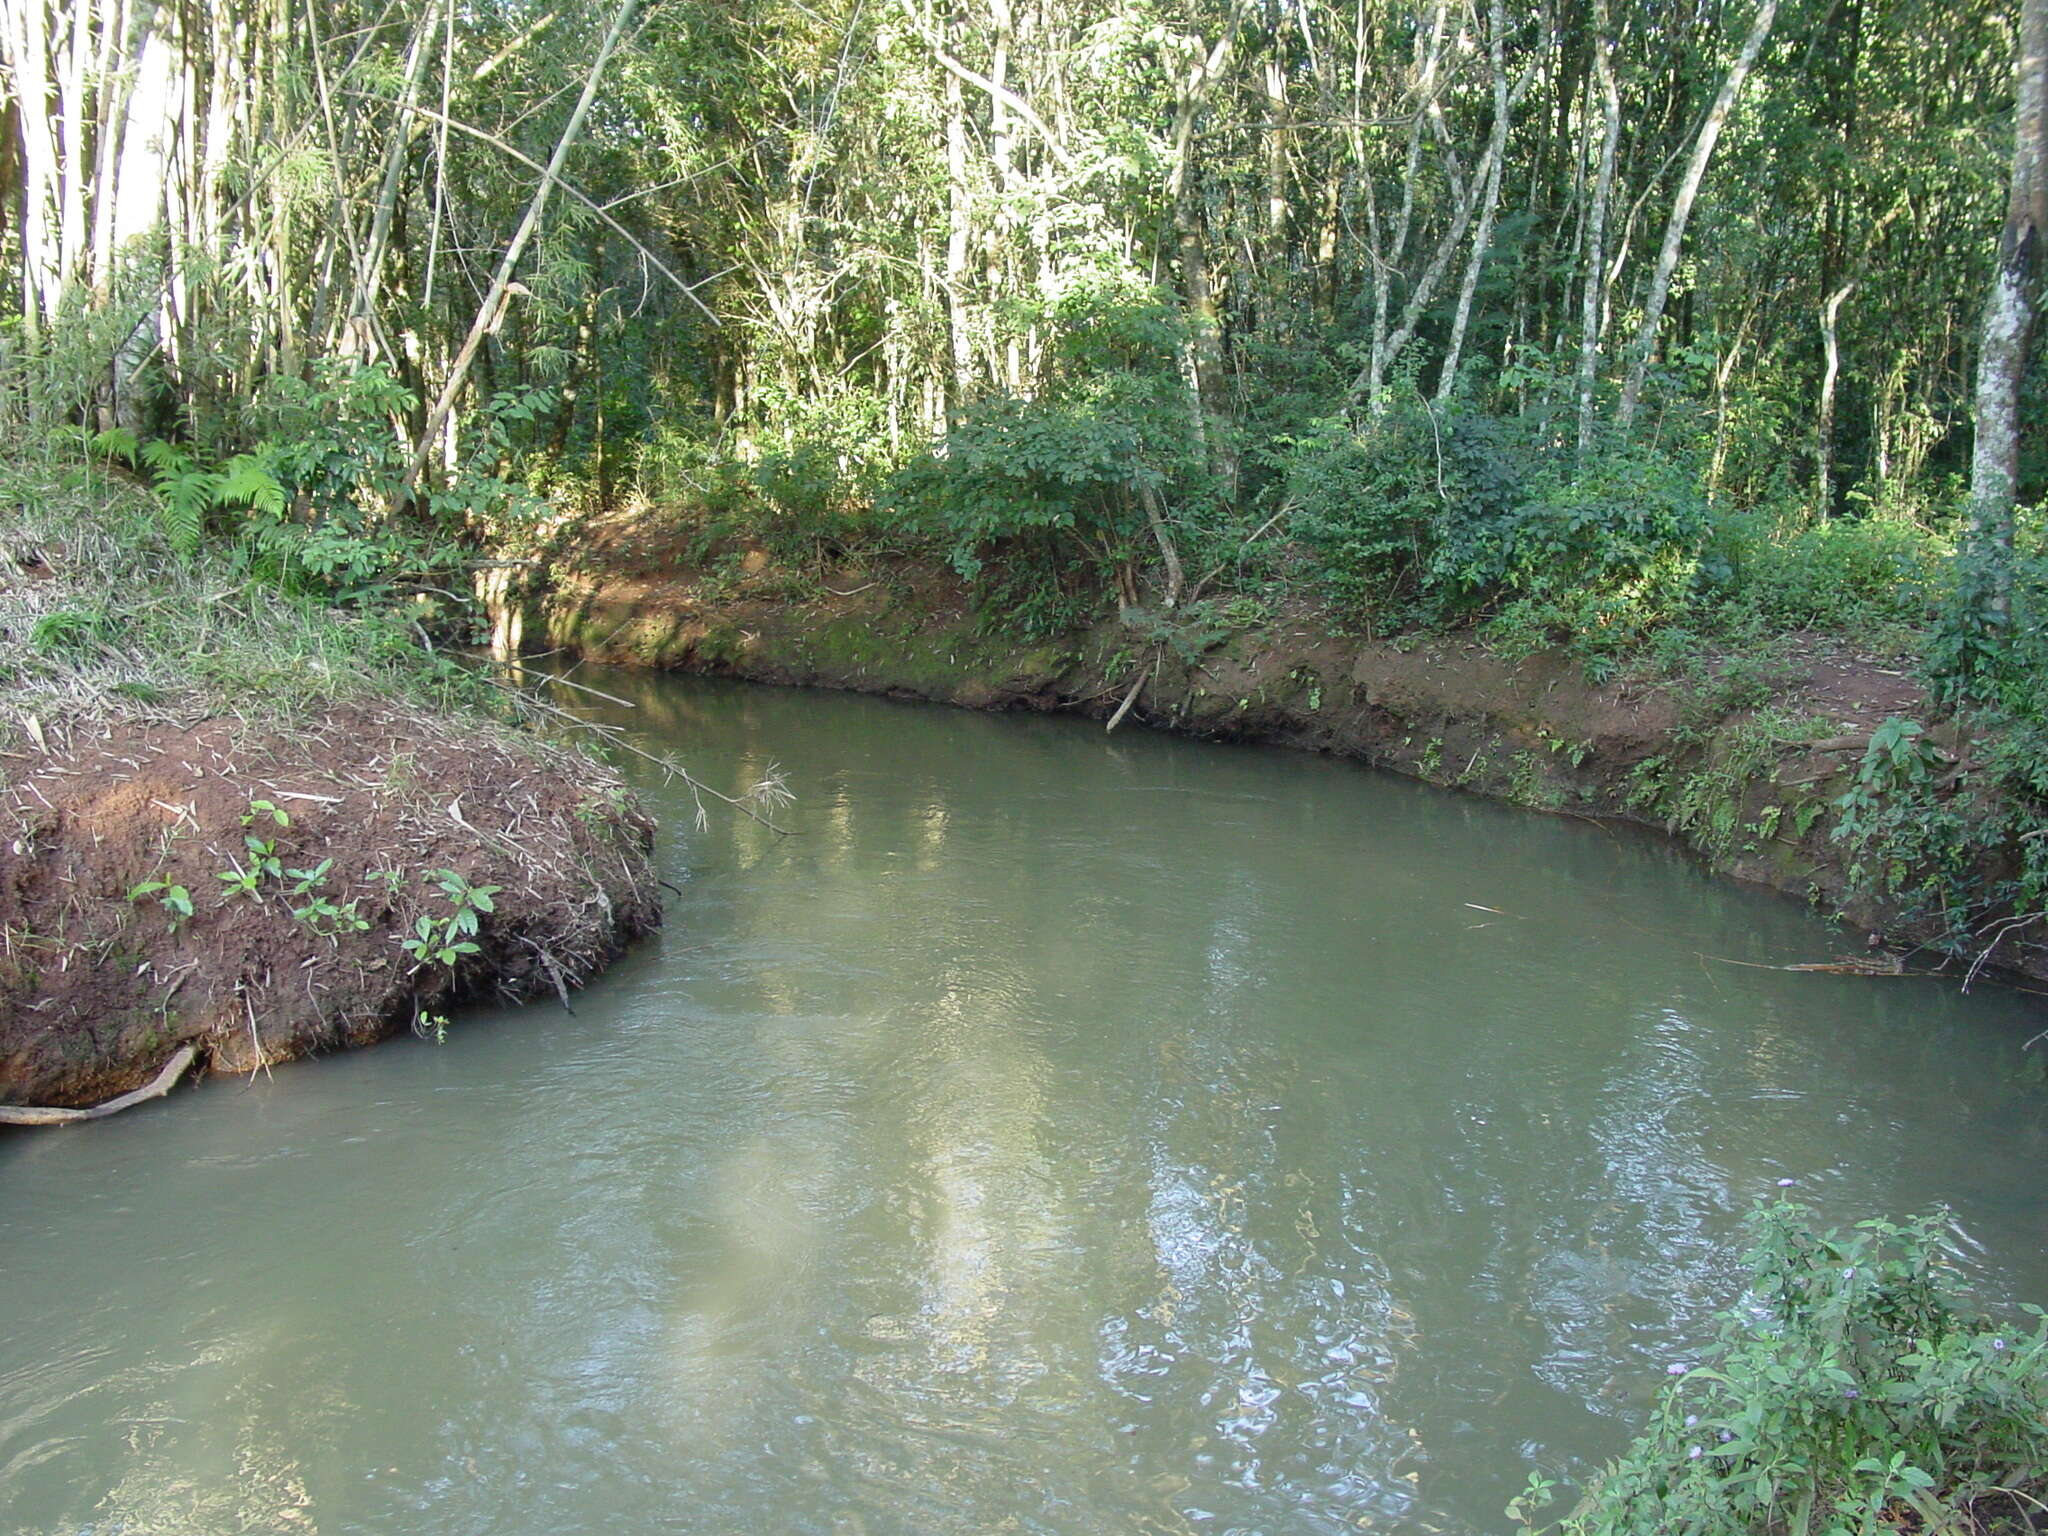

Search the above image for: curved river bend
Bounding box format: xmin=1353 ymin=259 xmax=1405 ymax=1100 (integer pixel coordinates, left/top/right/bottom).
xmin=5 ymin=674 xmax=2047 ymax=1535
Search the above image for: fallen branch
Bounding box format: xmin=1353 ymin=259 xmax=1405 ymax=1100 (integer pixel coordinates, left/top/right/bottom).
xmin=1106 ymin=660 xmax=1155 ymax=733
xmin=1698 ymin=952 xmax=1922 ymax=977
xmin=0 ymin=1045 xmax=199 ymax=1126
xmin=476 ymin=674 xmax=795 ymax=834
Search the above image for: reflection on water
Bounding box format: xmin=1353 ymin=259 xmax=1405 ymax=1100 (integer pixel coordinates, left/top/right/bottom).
xmin=4 ymin=672 xmax=2048 ymax=1535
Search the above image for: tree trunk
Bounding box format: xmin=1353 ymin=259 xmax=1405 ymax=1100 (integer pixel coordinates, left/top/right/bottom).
xmin=394 ymin=0 xmax=638 ymax=510
xmin=1434 ymin=0 xmax=1512 ymax=404
xmin=1815 ymin=281 xmax=1854 ymax=517
xmin=1967 ymin=0 xmax=2048 ymax=622
xmin=1575 ymin=0 xmax=1621 ymax=462
xmin=1614 ymin=0 xmax=1779 ymax=438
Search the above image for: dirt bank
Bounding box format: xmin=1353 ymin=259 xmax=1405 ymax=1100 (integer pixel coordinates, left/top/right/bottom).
xmin=0 ymin=702 xmax=658 ymax=1109
xmin=542 ymin=516 xmax=2048 ymax=994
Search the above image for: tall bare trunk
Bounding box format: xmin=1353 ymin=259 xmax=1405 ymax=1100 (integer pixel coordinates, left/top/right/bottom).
xmin=395 ymin=0 xmax=638 ymax=509
xmin=1967 ymin=0 xmax=2048 ymax=622
xmin=1614 ymin=0 xmax=1779 ymax=438
xmin=1574 ymin=0 xmax=1621 ymax=462
xmin=1434 ymin=0 xmax=1511 ymax=403
xmin=943 ymin=11 xmax=972 ymax=408
xmin=1815 ymin=281 xmax=1854 ymax=516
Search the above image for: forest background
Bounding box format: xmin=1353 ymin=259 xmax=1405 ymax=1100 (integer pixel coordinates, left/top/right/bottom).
xmin=0 ymin=0 xmax=2045 ymax=928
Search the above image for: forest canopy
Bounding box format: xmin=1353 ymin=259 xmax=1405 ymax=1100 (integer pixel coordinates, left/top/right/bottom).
xmin=0 ymin=0 xmax=2037 ymax=665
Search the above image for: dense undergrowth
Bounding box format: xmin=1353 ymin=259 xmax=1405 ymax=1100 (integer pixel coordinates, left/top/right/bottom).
xmin=1514 ymin=1202 xmax=2048 ymax=1536
xmin=0 ymin=363 xmax=544 ymax=733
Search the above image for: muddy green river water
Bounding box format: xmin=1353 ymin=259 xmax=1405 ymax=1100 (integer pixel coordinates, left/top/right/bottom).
xmin=5 ymin=673 xmax=2048 ymax=1535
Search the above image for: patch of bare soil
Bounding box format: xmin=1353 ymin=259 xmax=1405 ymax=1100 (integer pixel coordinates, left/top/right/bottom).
xmin=0 ymin=703 xmax=657 ymax=1109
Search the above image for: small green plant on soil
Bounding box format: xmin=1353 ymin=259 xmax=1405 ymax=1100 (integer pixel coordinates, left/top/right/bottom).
xmin=218 ymin=835 xmax=285 ymax=899
xmin=124 ymin=878 xmax=194 ymax=929
xmin=401 ymin=868 xmax=499 ymax=969
xmin=284 ymin=859 xmax=369 ymax=938
xmin=1515 ymin=1200 xmax=2048 ymax=1535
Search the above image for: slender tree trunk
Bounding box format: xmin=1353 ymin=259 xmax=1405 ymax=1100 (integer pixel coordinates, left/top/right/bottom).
xmin=1815 ymin=281 xmax=1854 ymax=517
xmin=1435 ymin=0 xmax=1511 ymax=403
xmin=1967 ymin=0 xmax=2048 ymax=622
xmin=943 ymin=8 xmax=972 ymax=409
xmin=1614 ymin=0 xmax=1779 ymax=438
xmin=394 ymin=0 xmax=637 ymax=509
xmin=349 ymin=4 xmax=438 ymax=360
xmin=1575 ymin=0 xmax=1620 ymax=462
xmin=1163 ymin=0 xmax=1244 ymax=484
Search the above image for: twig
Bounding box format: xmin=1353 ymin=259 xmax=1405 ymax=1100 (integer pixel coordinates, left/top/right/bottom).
xmin=535 ymin=671 xmax=638 ymax=708
xmin=476 ymin=676 xmax=795 ymax=834
xmin=1106 ymin=654 xmax=1159 ymax=733
xmin=246 ymin=993 xmax=272 ymax=1082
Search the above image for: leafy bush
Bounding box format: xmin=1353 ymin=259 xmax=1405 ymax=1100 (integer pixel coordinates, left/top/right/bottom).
xmin=1531 ymin=1201 xmax=2048 ymax=1536
xmin=887 ymin=354 xmax=1201 ymax=634
xmin=887 ymin=392 xmax=1150 ymax=634
xmin=1283 ymin=393 xmax=1710 ymax=653
xmin=1282 ymin=389 xmax=1529 ymax=623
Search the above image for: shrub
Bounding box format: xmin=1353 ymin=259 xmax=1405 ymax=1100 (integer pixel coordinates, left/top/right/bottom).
xmin=886 ymin=356 xmax=1200 ymax=635
xmin=1283 ymin=389 xmax=1528 ymax=623
xmin=1529 ymin=1201 xmax=2048 ymax=1536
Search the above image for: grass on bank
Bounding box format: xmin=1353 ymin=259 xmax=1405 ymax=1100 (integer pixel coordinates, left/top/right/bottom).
xmin=0 ymin=440 xmax=493 ymax=733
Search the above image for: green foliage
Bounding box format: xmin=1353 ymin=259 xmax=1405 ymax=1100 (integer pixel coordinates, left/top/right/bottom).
xmin=125 ymin=879 xmax=194 ymax=928
xmin=284 ymin=860 xmax=370 ymax=938
xmin=1550 ymin=1201 xmax=2048 ymax=1536
xmin=1701 ymin=510 xmax=1945 ymax=635
xmin=401 ymin=867 xmax=499 ymax=970
xmin=1645 ymin=707 xmax=1825 ymax=861
xmin=1927 ymin=511 xmax=2048 ymax=718
xmin=28 ymin=605 xmax=119 ymax=658
xmin=1282 ymin=390 xmax=1710 ymax=656
xmin=86 ymin=427 xmax=285 ymax=559
xmin=888 ymin=374 xmax=1194 ymax=634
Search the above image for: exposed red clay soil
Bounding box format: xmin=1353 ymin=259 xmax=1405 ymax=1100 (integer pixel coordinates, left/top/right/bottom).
xmin=0 ymin=703 xmax=657 ymax=1109
xmin=541 ymin=513 xmax=2048 ymax=995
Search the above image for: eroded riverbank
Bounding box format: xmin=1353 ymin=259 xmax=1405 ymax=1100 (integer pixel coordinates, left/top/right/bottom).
xmin=543 ymin=521 xmax=2048 ymax=994
xmin=0 ymin=701 xmax=657 ymax=1107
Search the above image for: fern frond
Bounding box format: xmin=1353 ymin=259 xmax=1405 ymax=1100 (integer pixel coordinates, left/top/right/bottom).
xmin=156 ymin=471 xmax=219 ymax=557
xmin=140 ymin=438 xmax=195 ymax=475
xmin=217 ymin=454 xmax=286 ymax=518
xmin=89 ymin=426 xmax=141 ymax=465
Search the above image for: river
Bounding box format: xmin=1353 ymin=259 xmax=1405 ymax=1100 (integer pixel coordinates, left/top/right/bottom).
xmin=4 ymin=672 xmax=2046 ymax=1535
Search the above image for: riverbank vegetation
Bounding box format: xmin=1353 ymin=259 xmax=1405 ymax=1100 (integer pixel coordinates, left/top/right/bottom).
xmin=1520 ymin=1202 xmax=2048 ymax=1535
xmin=5 ymin=0 xmax=2043 ymax=985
